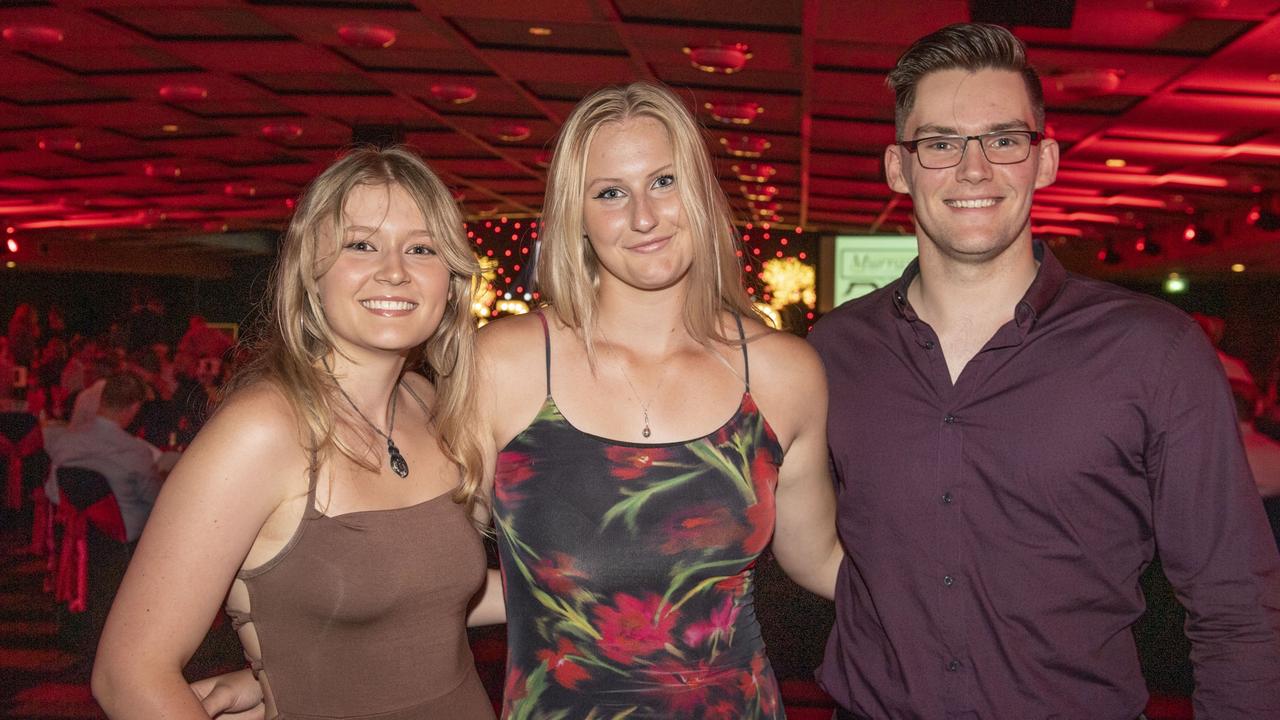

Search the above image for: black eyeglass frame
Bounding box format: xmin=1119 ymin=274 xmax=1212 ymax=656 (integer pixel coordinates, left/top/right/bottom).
xmin=898 ymin=130 xmax=1043 ymax=169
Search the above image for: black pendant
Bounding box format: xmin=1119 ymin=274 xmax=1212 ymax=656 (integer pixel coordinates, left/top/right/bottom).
xmin=387 ymin=439 xmax=409 ymax=478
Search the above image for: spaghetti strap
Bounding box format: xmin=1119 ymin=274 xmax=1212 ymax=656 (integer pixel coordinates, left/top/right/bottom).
xmin=536 ymin=310 xmax=551 ymax=396
xmin=734 ymin=313 xmax=750 ymax=391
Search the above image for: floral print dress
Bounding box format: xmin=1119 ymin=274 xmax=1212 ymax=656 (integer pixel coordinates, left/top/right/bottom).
xmin=493 ymin=313 xmax=785 ymax=720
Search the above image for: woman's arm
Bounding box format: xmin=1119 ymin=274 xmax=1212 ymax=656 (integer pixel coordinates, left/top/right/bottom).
xmin=189 ymin=669 xmax=265 ymax=719
xmin=92 ymin=386 xmax=302 ymax=718
xmin=752 ymin=331 xmax=843 ymax=600
xmin=466 ymin=568 xmax=506 ymax=627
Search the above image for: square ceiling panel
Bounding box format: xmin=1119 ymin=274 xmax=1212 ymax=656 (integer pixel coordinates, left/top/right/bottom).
xmin=451 ymin=18 xmax=627 ymax=54
xmin=96 ymin=6 xmax=292 ymax=41
xmin=614 ymin=0 xmax=802 ymax=32
xmin=22 ymin=45 xmax=198 ymax=75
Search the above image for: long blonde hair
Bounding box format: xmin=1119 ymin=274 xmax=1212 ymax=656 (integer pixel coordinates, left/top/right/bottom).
xmin=537 ymin=82 xmax=755 ymax=347
xmin=225 ymin=146 xmax=486 ymax=516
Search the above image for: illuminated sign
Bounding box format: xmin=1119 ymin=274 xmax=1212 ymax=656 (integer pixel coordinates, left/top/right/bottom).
xmin=832 ymin=235 xmax=917 ymax=307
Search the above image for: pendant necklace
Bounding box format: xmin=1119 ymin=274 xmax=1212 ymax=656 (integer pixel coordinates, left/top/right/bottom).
xmin=598 ymin=328 xmax=671 ymax=439
xmin=326 ymin=363 xmax=409 ymax=477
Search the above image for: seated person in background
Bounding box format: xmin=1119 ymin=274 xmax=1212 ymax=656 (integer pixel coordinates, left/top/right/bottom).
xmin=1236 ymin=379 xmax=1280 ymax=498
xmin=46 ymin=371 xmax=161 ymax=543
xmin=1193 ymin=312 xmax=1255 ymax=386
xmin=177 ymin=316 xmax=233 ymax=364
xmin=61 ymin=338 xmax=97 ymax=400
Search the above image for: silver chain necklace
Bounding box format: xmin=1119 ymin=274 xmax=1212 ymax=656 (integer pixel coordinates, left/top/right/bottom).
xmin=597 ymin=328 xmax=672 ymax=439
xmin=325 ymin=362 xmax=409 ymax=477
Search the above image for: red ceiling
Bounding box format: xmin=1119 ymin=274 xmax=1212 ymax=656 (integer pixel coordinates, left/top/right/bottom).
xmin=1 ymin=0 xmax=1279 ymax=278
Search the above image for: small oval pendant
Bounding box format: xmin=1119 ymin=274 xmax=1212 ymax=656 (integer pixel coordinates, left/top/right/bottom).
xmin=387 ymin=439 xmax=409 ymax=478
xmin=642 ymin=426 xmax=651 ymax=438
xmin=389 ymin=452 xmax=409 ymax=478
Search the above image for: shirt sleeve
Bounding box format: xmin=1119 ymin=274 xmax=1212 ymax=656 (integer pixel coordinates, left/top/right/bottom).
xmin=1148 ymin=320 xmax=1280 ymax=718
xmin=129 ymin=440 xmax=162 ymax=504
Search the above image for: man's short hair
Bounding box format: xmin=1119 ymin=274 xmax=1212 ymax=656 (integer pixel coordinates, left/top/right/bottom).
xmin=100 ymin=372 xmax=147 ymax=410
xmin=887 ymin=23 xmax=1046 ymax=139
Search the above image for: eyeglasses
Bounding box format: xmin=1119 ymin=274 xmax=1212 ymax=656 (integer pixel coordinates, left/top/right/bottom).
xmin=899 ymin=130 xmax=1042 ymax=169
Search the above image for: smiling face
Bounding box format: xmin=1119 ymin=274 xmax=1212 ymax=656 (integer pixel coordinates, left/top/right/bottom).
xmin=315 ymin=182 xmax=451 ymax=362
xmin=581 ymin=116 xmax=692 ymax=294
xmin=885 ymin=68 xmax=1058 ymax=266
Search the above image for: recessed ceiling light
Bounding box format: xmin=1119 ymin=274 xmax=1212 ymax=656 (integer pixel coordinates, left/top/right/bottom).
xmin=5 ymin=261 xmax=15 ymax=269
xmin=2 ymin=25 xmax=64 ymax=46
xmin=261 ymin=123 xmax=303 ymax=140
xmin=1105 ymin=158 xmax=1127 ymax=168
xmin=337 ymin=23 xmax=396 ymax=49
xmin=528 ymin=27 xmax=552 ymax=36
xmin=161 ymin=124 xmax=180 ymax=133
xmin=158 ymin=84 xmax=208 ymax=101
xmin=685 ymin=42 xmax=753 ymax=74
xmin=1231 ymin=263 xmax=1245 ymax=272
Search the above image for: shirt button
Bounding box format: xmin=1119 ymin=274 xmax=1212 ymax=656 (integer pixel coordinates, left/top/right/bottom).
xmin=943 ymin=414 xmax=957 ymax=424
xmin=923 ymin=340 xmax=935 ymax=349
xmin=947 ymin=659 xmax=961 ymax=672
xmin=943 ymin=575 xmax=955 ymax=587
xmin=941 ymin=491 xmax=954 ymax=505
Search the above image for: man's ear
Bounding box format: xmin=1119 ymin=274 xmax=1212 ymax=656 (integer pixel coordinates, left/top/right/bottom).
xmin=885 ymin=144 xmax=911 ymax=195
xmin=1034 ymin=137 xmax=1059 ymax=190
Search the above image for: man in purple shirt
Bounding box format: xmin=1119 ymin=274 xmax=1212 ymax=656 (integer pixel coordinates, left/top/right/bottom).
xmin=809 ymin=23 xmax=1280 ymax=720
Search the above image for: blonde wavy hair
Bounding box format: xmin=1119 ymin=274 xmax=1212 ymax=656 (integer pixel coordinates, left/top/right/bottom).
xmin=538 ymin=82 xmax=756 ymax=348
xmin=225 ymin=146 xmax=485 ymax=516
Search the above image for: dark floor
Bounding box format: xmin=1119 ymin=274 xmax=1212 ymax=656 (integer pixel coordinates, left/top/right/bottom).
xmin=0 ymin=520 xmax=1193 ymax=719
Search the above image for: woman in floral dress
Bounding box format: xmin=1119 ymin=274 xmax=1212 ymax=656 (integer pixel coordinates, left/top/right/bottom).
xmin=187 ymin=82 xmax=842 ymax=719
xmin=479 ymin=81 xmax=842 ymax=719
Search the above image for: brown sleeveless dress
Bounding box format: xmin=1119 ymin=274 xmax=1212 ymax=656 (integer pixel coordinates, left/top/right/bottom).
xmin=227 ymin=469 xmax=494 ymax=719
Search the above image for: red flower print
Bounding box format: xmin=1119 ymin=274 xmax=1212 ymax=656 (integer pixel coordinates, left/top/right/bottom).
xmin=660 ymin=505 xmax=746 ymax=555
xmin=711 ymin=423 xmax=735 ymax=448
xmin=494 ymin=451 xmax=535 ymax=505
xmin=705 ymin=701 xmax=738 ymax=720
xmin=532 ymin=552 xmax=588 ymax=595
xmin=593 ymin=593 xmax=679 ymax=664
xmin=737 ymin=651 xmax=778 ymax=714
xmin=501 ymin=667 xmax=527 ymax=717
xmin=605 ymin=445 xmax=671 ymax=481
xmin=642 ymin=660 xmax=738 ymax=715
xmin=714 ymin=573 xmax=747 ymax=596
xmin=741 ymin=448 xmax=778 ymax=553
xmin=536 ymin=637 xmax=590 ymax=689
xmin=682 ymin=593 xmax=741 ymax=647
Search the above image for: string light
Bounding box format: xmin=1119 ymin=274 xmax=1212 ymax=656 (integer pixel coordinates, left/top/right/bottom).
xmin=459 ymin=216 xmax=813 ymax=329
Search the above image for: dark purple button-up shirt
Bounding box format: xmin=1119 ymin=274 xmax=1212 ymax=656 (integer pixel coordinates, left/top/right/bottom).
xmin=809 ymin=244 xmax=1280 ymax=720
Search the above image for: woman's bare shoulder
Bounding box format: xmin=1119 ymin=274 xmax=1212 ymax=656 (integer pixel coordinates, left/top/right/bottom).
xmin=193 ymin=380 xmax=309 ymax=472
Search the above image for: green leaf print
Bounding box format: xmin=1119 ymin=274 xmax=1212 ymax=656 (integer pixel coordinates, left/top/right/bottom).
xmin=600 ymin=469 xmax=705 ymax=534
xmin=689 ymin=438 xmax=756 ymax=503
xmin=660 ymin=556 xmax=754 ymax=611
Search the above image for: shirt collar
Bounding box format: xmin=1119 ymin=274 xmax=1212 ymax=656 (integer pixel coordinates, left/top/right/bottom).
xmin=891 ymin=240 xmax=1067 ymax=332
